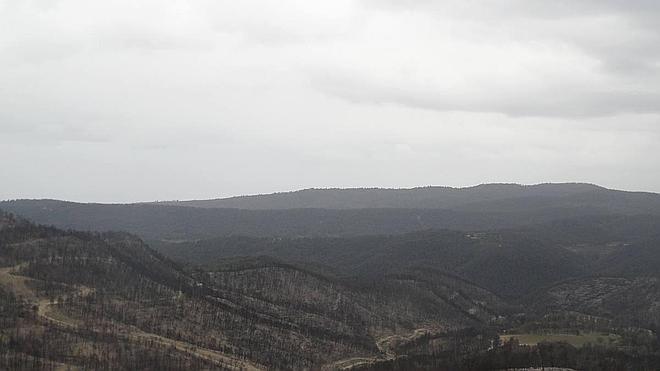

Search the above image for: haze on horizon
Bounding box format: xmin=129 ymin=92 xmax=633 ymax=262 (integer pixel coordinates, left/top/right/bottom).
xmin=2 ymin=1 xmax=660 ymax=203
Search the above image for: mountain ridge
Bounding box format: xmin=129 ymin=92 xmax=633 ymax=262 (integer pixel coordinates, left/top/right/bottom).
xmin=149 ymin=183 xmax=613 ymax=210
xmin=3 ymin=183 xmax=660 ymax=241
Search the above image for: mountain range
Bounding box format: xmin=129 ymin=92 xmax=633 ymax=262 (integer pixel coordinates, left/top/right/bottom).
xmin=3 ymin=183 xmax=660 ymax=240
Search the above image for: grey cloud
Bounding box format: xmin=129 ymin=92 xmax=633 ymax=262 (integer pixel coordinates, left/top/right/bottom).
xmin=94 ymin=28 xmax=208 ymax=51
xmin=315 ymin=74 xmax=660 ymax=118
xmin=361 ymin=1 xmax=660 ymax=19
xmin=313 ymin=1 xmax=660 ymax=118
xmin=364 ymin=1 xmax=660 ymax=77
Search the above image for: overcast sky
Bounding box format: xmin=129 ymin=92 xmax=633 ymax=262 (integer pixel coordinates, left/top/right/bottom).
xmin=2 ymin=0 xmax=660 ymax=202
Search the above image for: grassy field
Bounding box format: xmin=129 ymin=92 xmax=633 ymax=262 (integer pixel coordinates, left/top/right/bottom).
xmin=500 ymin=332 xmax=620 ymax=347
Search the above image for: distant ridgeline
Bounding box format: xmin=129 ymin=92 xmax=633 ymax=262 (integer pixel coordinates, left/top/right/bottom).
xmin=2 ymin=183 xmax=660 ymax=240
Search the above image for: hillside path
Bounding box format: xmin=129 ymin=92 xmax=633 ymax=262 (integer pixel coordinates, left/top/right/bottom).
xmin=0 ymin=265 xmax=263 ymax=371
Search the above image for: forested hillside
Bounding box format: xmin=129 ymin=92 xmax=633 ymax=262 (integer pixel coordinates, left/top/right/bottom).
xmin=0 ymin=211 xmax=518 ymax=370
xmin=3 ymin=209 xmax=660 ymax=370
xmin=0 ymin=200 xmax=527 ymax=240
xmin=153 ymin=230 xmax=586 ymax=299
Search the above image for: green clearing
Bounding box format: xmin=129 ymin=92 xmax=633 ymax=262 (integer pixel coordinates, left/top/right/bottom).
xmin=500 ymin=332 xmax=620 ymax=347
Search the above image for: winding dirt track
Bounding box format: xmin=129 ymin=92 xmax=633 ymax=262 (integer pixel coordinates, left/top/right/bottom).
xmin=325 ymin=328 xmax=436 ymax=370
xmin=0 ymin=265 xmax=263 ymax=371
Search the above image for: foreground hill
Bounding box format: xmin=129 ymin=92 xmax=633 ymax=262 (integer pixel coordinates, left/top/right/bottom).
xmin=3 ymin=208 xmax=660 ymax=370
xmin=152 ymin=213 xmax=660 ymax=369
xmin=2 ymin=183 xmax=660 ymax=241
xmin=0 ymin=211 xmax=519 ymax=370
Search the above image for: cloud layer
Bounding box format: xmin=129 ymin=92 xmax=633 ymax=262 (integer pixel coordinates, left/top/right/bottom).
xmin=1 ymin=0 xmax=659 ymax=201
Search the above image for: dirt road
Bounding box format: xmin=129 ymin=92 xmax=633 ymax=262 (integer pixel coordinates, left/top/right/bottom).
xmin=0 ymin=264 xmax=263 ymax=371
